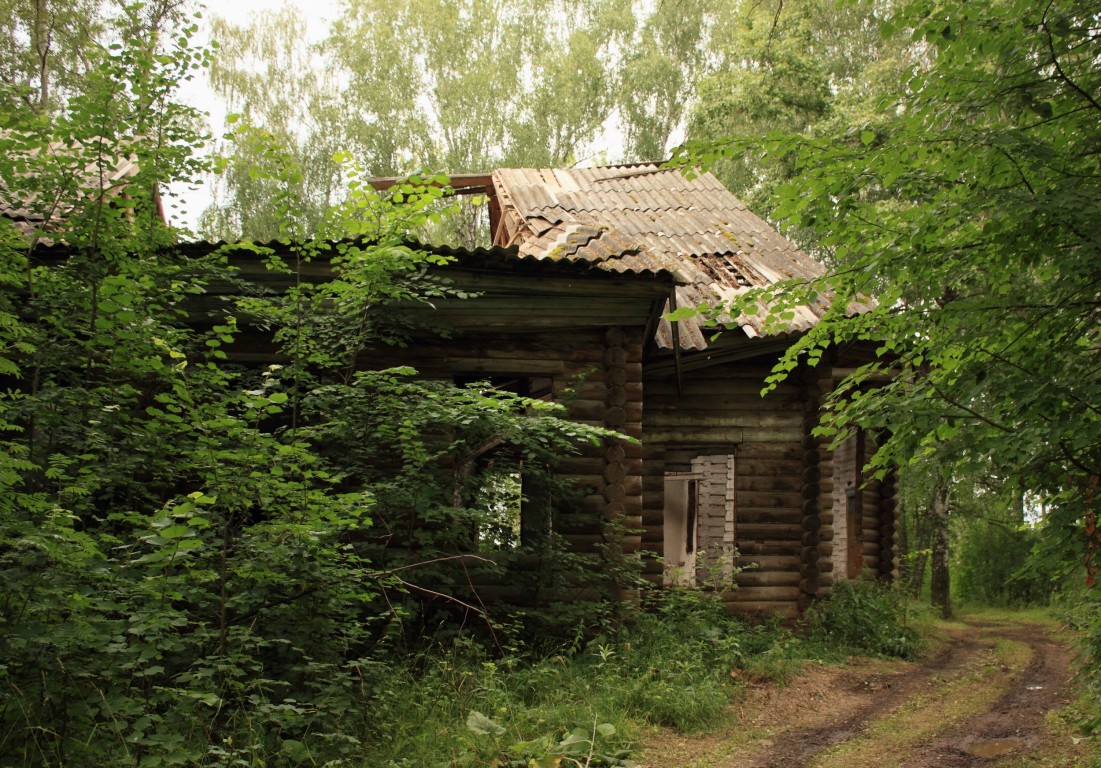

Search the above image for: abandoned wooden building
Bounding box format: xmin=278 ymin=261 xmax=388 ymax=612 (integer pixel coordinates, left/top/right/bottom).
xmin=365 ymin=165 xmax=899 ymax=617
xmin=12 ymin=162 xmax=898 ymax=619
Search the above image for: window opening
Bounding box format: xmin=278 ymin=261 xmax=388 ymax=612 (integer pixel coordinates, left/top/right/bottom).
xmin=832 ymin=429 xmax=866 ymax=580
xmin=663 ymin=453 xmax=736 ymax=586
xmin=454 ymin=374 xmax=554 ymax=551
xmin=474 ymin=462 xmax=524 ymax=551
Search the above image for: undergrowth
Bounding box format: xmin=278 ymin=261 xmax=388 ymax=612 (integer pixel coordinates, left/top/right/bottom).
xmin=360 ymin=588 xmax=760 ymax=766
xmin=359 ymin=581 xmax=925 ymax=767
xmin=804 ymin=580 xmax=922 ymax=660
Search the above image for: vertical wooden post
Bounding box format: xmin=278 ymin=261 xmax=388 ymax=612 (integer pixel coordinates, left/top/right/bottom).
xmin=798 ymin=364 xmax=823 ymax=612
xmin=847 ymin=430 xmax=866 ymax=580
xmin=878 ymin=466 xmax=899 ymax=580
xmin=602 ymin=327 xmax=640 ymax=603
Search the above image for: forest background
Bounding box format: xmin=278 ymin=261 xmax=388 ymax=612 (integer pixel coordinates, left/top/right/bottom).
xmin=0 ymin=0 xmax=1098 ymax=765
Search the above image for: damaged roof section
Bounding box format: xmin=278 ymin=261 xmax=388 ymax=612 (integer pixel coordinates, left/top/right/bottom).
xmin=0 ymin=134 xmax=145 ymax=239
xmin=489 ymin=165 xmax=828 ymax=350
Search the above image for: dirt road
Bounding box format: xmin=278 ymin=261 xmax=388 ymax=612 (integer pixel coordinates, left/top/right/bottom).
xmin=635 ymin=614 xmax=1098 ymax=768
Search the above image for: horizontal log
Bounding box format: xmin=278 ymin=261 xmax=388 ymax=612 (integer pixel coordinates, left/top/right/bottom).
xmin=647 ymin=397 xmax=808 ymax=415
xmin=572 ymin=379 xmax=611 ymax=398
xmin=729 ymin=584 xmax=802 ymax=601
xmin=565 ymin=400 xmax=611 ymax=421
xmin=644 ymin=428 xmax=747 ymax=444
xmin=743 ymin=428 xmax=803 ymax=443
xmin=565 ymin=476 xmax=606 ymax=492
xmin=739 ymin=491 xmax=803 ymax=508
xmin=427 ymin=299 xmax=658 ymax=321
xmin=737 ymin=510 xmax=801 ymax=526
xmin=738 ymin=538 xmax=803 ymax=557
xmin=646 ymin=411 xmax=802 ymax=429
xmin=646 ymin=377 xmax=795 ymax=394
xmin=737 ymin=571 xmax=800 ymax=588
xmin=556 ymin=456 xmax=606 ymax=474
xmin=738 ymin=554 xmax=800 ymax=570
xmin=405 ymin=340 xmax=606 ymax=362
xmin=735 ymin=460 xmax=804 ymax=477
xmin=738 ymin=524 xmax=804 ymax=541
xmin=559 ymin=534 xmax=605 ymax=552
xmin=737 ymin=476 xmax=807 ymax=493
xmin=738 ymin=443 xmax=806 ymax=460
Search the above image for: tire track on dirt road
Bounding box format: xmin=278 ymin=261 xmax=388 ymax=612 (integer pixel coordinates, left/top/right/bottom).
xmin=634 ymin=617 xmax=1087 ymax=768
xmin=895 ymin=623 xmax=1075 ymax=768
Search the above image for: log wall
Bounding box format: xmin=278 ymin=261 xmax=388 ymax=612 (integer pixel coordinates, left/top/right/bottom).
xmin=643 ymin=363 xmax=807 ymax=617
xmin=366 ymin=326 xmax=646 ymax=564
xmin=643 ymin=353 xmax=898 ymax=617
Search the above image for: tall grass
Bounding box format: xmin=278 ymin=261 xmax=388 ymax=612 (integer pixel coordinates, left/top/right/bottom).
xmin=358 ymin=588 xmax=769 ymax=766
xmin=356 ymin=582 xmax=924 ymax=766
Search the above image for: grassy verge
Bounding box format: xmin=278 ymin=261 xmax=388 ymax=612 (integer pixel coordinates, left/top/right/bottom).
xmin=359 ymin=581 xmax=919 ymax=767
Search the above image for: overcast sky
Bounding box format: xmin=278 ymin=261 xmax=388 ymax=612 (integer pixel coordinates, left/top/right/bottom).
xmin=168 ymin=0 xmax=340 ymax=232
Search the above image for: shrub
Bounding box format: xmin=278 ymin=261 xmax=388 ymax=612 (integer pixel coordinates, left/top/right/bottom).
xmin=805 ymin=580 xmax=920 ymax=659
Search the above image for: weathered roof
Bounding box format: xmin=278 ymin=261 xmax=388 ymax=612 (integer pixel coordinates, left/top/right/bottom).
xmin=1 ymin=133 xmax=144 ymax=237
xmin=490 ymin=165 xmax=827 ymax=350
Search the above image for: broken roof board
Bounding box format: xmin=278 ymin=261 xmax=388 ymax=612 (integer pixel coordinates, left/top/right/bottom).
xmin=490 ymin=165 xmax=829 ymax=349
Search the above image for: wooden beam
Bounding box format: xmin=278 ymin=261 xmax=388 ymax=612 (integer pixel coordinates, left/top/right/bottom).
xmin=367 ymin=172 xmax=494 ymax=194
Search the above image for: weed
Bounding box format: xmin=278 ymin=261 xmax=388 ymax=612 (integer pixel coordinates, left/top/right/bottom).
xmin=805 ymin=580 xmax=921 ymax=659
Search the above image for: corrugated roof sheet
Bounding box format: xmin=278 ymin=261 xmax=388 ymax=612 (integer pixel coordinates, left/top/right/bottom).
xmin=492 ymin=165 xmax=828 ymax=349
xmin=1 ymin=134 xmax=142 ymax=238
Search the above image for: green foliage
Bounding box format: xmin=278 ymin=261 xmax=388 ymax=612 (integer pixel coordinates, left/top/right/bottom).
xmin=459 ymin=713 xmax=630 ymax=767
xmin=0 ymin=0 xmax=107 ymax=116
xmin=353 ymin=584 xmax=794 ymax=766
xmin=200 ymin=6 xmax=343 ymax=241
xmin=679 ymin=0 xmax=1101 ymax=472
xmin=954 ymin=520 xmax=1056 ymax=609
xmin=676 ymin=0 xmax=1101 ymax=622
xmin=203 ymin=0 xmax=748 ymax=242
xmin=1054 ymin=590 xmax=1101 ymax=735
xmin=0 ymin=7 xmax=643 ymax=767
xmin=618 ymin=0 xmax=728 ymax=161
xmin=805 ymin=581 xmax=921 ymax=659
xmin=205 ymin=0 xmax=641 ymax=243
xmin=685 ymin=0 xmax=912 ymax=217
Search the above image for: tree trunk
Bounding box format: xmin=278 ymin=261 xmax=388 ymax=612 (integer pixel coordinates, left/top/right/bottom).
xmin=1085 ymin=474 xmax=1099 ymax=589
xmin=908 ymin=505 xmax=930 ymax=597
xmin=929 ymin=479 xmax=951 ymax=618
xmin=35 ymin=0 xmax=50 ymax=113
xmin=898 ymin=506 xmax=909 ymax=583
